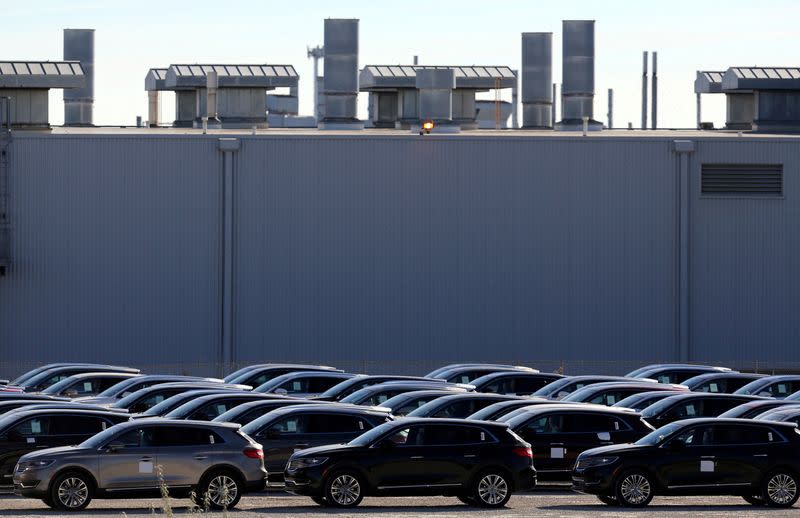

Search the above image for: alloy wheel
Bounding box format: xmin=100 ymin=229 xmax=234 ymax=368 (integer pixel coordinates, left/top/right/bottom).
xmin=57 ymin=477 xmax=89 ymax=509
xmin=620 ymin=474 xmax=651 ymax=505
xmin=330 ymin=474 xmax=361 ymax=506
xmin=477 ymin=474 xmax=508 ymax=505
xmin=767 ymin=473 xmax=797 ymax=505
xmin=207 ymin=475 xmax=238 ymax=506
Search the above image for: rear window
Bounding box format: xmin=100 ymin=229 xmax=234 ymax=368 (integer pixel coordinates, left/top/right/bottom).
xmin=153 ymin=427 xmax=225 ymax=446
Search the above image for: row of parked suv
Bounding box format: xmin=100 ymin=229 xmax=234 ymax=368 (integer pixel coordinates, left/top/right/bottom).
xmin=0 ymin=361 xmax=799 ymax=510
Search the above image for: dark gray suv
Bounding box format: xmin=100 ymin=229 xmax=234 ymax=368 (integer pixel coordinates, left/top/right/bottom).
xmin=13 ymin=419 xmax=266 ymax=511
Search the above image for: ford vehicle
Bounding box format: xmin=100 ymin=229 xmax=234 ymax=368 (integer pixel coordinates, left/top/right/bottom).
xmin=7 ymin=364 xmax=139 ymax=390
xmin=0 ymin=408 xmax=129 ymax=487
xmin=284 ymin=418 xmax=536 ymax=508
xmin=470 ymin=372 xmax=564 ymax=396
xmin=241 ymin=404 xmax=392 ymax=483
xmin=736 ymin=376 xmax=800 ymax=399
xmin=162 ymin=392 xmax=280 ymax=421
xmin=534 ymin=376 xmax=655 ymax=400
xmin=111 ymin=382 xmax=251 ymax=414
xmin=13 ymin=419 xmax=266 ymax=511
xmin=432 ymin=365 xmax=538 ymax=384
xmin=407 ymin=393 xmax=527 ymax=419
xmin=213 ymin=398 xmax=326 ymax=426
xmin=502 ymin=405 xmax=653 ymax=482
xmin=253 ymin=371 xmax=356 ymax=398
xmin=681 ymin=372 xmax=767 ymax=394
xmin=612 ymin=391 xmax=686 ymax=412
xmin=626 ymin=364 xmax=733 ymax=384
xmin=573 ymin=418 xmax=800 ymax=508
xmin=314 ymin=375 xmax=448 ymax=402
xmin=719 ymin=400 xmax=800 ymax=420
xmin=562 ymin=382 xmax=686 ymax=406
xmin=340 ymin=381 xmax=469 ymax=406
xmin=380 ymin=390 xmax=458 ymax=416
xmin=131 ymin=389 xmax=256 ymax=419
xmin=757 ymin=407 xmax=800 ymax=426
xmin=641 ymin=393 xmax=764 ymax=427
xmin=467 ymin=398 xmax=557 ymax=421
xmin=40 ymin=372 xmax=141 ymax=399
xmin=224 ymin=364 xmax=342 ymax=387
xmin=76 ymin=375 xmax=224 ymax=405
xmin=13 ymin=365 xmax=142 ymax=393
xmin=425 ymin=363 xmax=526 ymax=379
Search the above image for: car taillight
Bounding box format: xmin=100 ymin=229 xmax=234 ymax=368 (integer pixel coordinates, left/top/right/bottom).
xmin=243 ymin=446 xmax=263 ymax=459
xmin=513 ymin=447 xmax=533 ymax=459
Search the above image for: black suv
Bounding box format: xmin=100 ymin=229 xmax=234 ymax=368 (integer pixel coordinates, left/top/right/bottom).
xmin=314 ymin=375 xmax=448 ymax=402
xmin=432 ymin=366 xmax=538 ymax=384
xmin=162 ymin=392 xmax=280 ymax=421
xmin=500 ymin=405 xmax=653 ymax=482
xmin=719 ymin=400 xmax=800 ymax=420
xmin=681 ymin=372 xmax=766 ymax=394
xmin=407 ymin=393 xmax=526 ymax=419
xmin=467 ymin=398 xmax=556 ymax=421
xmin=533 ymin=376 xmax=651 ymax=400
xmin=380 ymin=390 xmax=458 ymax=416
xmin=471 ymin=372 xmax=564 ymax=396
xmin=340 ymin=382 xmax=468 ymax=406
xmin=111 ymin=382 xmax=250 ymax=414
xmin=573 ymin=418 xmax=800 ymax=508
xmin=224 ymin=364 xmax=342 ymax=387
xmin=612 ymin=391 xmax=684 ymax=412
xmin=640 ymin=393 xmax=763 ymax=427
xmin=241 ymin=404 xmax=392 ymax=482
xmin=626 ymin=364 xmax=733 ymax=384
xmin=285 ymin=418 xmax=536 ymax=508
xmin=0 ymin=408 xmax=128 ymax=487
xmin=213 ymin=399 xmax=326 ymax=426
xmin=562 ymin=382 xmax=685 ymax=406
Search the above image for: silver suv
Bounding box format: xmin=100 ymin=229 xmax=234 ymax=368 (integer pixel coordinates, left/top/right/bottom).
xmin=13 ymin=419 xmax=266 ymax=511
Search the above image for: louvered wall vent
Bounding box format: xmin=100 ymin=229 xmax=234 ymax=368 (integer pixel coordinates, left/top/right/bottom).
xmin=701 ymin=164 xmax=783 ymax=197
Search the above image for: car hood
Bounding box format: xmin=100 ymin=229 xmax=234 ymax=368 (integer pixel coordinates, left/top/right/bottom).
xmin=579 ymin=443 xmax=650 ymax=458
xmin=20 ymin=445 xmax=87 ymax=460
xmin=291 ymin=443 xmax=357 ymax=457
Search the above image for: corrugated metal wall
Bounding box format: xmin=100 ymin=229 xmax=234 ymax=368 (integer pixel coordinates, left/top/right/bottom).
xmin=1 ymin=134 xmax=798 ymax=377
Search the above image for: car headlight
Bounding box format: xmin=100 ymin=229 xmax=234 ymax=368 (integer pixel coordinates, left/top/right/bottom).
xmin=18 ymin=459 xmax=55 ymax=470
xmin=287 ymin=457 xmax=328 ymax=471
xmin=576 ymin=456 xmax=619 ymax=469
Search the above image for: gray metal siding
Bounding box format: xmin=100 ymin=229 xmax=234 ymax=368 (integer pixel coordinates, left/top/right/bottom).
xmin=0 ymin=137 xmax=222 ymax=371
xmin=233 ymin=137 xmax=676 ymax=370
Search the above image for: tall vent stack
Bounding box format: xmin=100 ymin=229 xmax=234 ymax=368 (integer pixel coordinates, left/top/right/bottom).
xmin=556 ymin=20 xmax=601 ymax=130
xmin=521 ymin=32 xmax=553 ymax=128
xmin=320 ymin=18 xmax=363 ymax=129
xmin=63 ymin=29 xmax=94 ymax=126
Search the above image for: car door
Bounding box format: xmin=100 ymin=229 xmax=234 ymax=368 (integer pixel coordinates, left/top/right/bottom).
xmin=154 ymin=426 xmax=218 ymax=488
xmin=257 ymin=415 xmax=309 ymax=473
xmin=515 ymin=413 xmax=565 ymax=478
xmin=368 ymin=425 xmax=432 ymax=489
xmin=98 ymin=426 xmax=159 ymax=489
xmin=708 ymin=425 xmax=772 ymax=486
xmin=656 ymin=425 xmax=720 ymax=489
xmin=0 ymin=416 xmax=52 ymax=484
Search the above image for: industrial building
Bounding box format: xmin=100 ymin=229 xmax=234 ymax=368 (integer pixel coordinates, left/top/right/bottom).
xmin=1 ymin=19 xmax=800 ymax=378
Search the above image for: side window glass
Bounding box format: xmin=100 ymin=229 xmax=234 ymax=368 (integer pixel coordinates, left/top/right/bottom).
xmin=525 ymin=415 xmax=563 ymax=434
xmin=280 ymin=379 xmax=308 ymax=394
xmin=432 ymin=401 xmax=471 ymax=418
xmin=386 ymin=426 xmax=424 ymax=446
xmin=114 ymin=428 xmax=155 ymax=448
xmin=51 ymin=416 xmax=106 ymax=435
xmin=269 ymin=416 xmax=306 ymax=434
xmin=11 ymin=417 xmax=51 ymax=437
xmin=422 ymin=425 xmax=484 ymax=445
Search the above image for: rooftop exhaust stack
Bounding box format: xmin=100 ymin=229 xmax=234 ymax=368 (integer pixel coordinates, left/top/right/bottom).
xmin=63 ymin=29 xmax=94 ymax=126
xmin=205 ymin=71 xmax=221 ymax=129
xmin=521 ymin=32 xmax=553 ymax=128
xmin=415 ymin=68 xmax=458 ymax=133
xmin=651 ymin=51 xmax=658 ymax=129
xmin=319 ymin=18 xmax=363 ymax=129
xmin=556 ymin=20 xmax=601 ymax=131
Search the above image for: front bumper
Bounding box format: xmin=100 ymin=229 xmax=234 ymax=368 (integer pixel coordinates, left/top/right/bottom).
xmin=284 ymin=465 xmax=326 ymax=496
xmin=571 ymin=464 xmax=617 ymax=495
xmin=13 ymin=469 xmax=47 ymax=498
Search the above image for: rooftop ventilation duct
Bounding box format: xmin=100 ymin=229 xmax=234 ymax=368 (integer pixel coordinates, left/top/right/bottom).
xmin=319 ymin=19 xmax=363 ymax=129
xmin=521 ymin=32 xmax=553 ymax=128
xmin=0 ymin=61 xmax=85 ymax=129
xmin=63 ymin=29 xmax=94 ymax=126
xmin=415 ymin=68 xmax=458 ymax=133
xmin=556 ymin=20 xmax=601 ymax=131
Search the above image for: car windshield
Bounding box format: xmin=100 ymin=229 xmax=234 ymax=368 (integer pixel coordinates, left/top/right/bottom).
xmin=561 ymin=386 xmax=596 ymax=402
xmin=224 ymin=366 xmax=257 ymax=383
xmin=735 ymin=379 xmax=773 ymax=396
xmin=635 ymin=422 xmax=684 ymax=446
xmin=142 ymin=393 xmax=200 ymax=416
xmin=348 ymin=421 xmax=396 ymax=447
xmin=40 ymin=377 xmax=80 ymax=394
xmin=80 ymin=424 xmax=124 ymax=448
xmin=640 ymin=396 xmax=681 ymax=418
xmin=340 ymin=387 xmax=376 ymax=405
xmin=318 ymin=377 xmax=366 ymax=399
xmin=96 ymin=377 xmax=142 ymax=397
xmin=532 ymin=377 xmax=572 ymax=397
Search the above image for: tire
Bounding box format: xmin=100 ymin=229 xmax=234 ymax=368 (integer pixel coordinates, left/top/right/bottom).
xmin=41 ymin=495 xmax=56 ymax=509
xmin=324 ymin=470 xmax=364 ymax=508
xmin=762 ymin=469 xmax=799 ymax=508
xmin=470 ymin=470 xmax=512 ymax=508
xmin=742 ymin=494 xmax=765 ymax=506
xmin=198 ymin=470 xmax=243 ymax=510
xmin=614 ymin=470 xmax=654 ymax=508
xmin=49 ymin=471 xmax=93 ymax=512
xmin=457 ymin=494 xmax=475 ymax=505
xmin=311 ymin=496 xmax=329 ymax=506
xmin=597 ymin=494 xmax=619 ymax=506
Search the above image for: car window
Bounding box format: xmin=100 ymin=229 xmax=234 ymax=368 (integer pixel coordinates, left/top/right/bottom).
xmin=153 ymin=426 xmax=223 ymax=446
xmin=395 ymin=403 xmax=423 ymax=415
xmin=386 ymin=426 xmax=423 ymax=446
xmin=278 ymin=379 xmax=308 ymax=394
xmin=515 ymin=377 xmax=551 ymax=394
xmin=364 ymin=391 xmax=399 ymax=406
xmin=482 ymin=378 xmax=514 ymax=394
xmin=767 ymin=382 xmax=796 ymax=398
xmin=698 ymin=381 xmax=723 ymax=393
xmin=565 ymin=414 xmax=626 ymax=433
xmin=114 ymin=427 xmax=156 ymax=448
xmin=710 ymin=425 xmax=777 ymax=445
xmin=432 ymin=400 xmax=474 ymax=418
xmin=10 ymin=417 xmax=51 ymax=437
xmin=670 ymin=425 xmax=713 ymax=447
xmin=421 ymin=425 xmax=488 ymax=445
xmin=309 ymin=377 xmax=343 ymax=393
xmin=589 ymin=391 xmax=623 ymax=406
xmin=50 ymin=415 xmax=108 ymax=435
xmin=268 ymin=415 xmax=307 ymax=434
xmin=449 ymin=374 xmax=473 ymax=384
xmin=192 ymin=402 xmax=238 ymax=421
xmin=524 ymin=414 xmax=564 ymax=434
xmin=665 ymin=401 xmax=702 ymax=419
xmin=307 ymin=414 xmax=365 ymax=434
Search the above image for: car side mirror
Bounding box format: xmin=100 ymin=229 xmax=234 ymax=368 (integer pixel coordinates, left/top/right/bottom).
xmin=274 ymin=388 xmax=289 ymax=396
xmin=65 ymin=389 xmax=79 ymax=398
xmin=105 ymin=441 xmax=125 ymax=453
xmin=758 ymin=391 xmax=772 ymax=397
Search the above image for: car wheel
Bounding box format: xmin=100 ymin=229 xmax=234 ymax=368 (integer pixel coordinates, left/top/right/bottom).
xmin=324 ymin=471 xmax=364 ymax=508
xmin=471 ymin=470 xmax=512 ymax=508
xmin=199 ymin=471 xmax=243 ymax=510
xmin=49 ymin=471 xmax=93 ymax=512
xmin=762 ymin=470 xmax=799 ymax=508
xmin=742 ymin=494 xmax=765 ymax=506
xmin=597 ymin=495 xmax=619 ymax=506
xmin=457 ymin=494 xmax=475 ymax=505
xmin=614 ymin=470 xmax=654 ymax=508
xmin=311 ymin=496 xmax=329 ymax=507
xmin=41 ymin=495 xmax=56 ymax=509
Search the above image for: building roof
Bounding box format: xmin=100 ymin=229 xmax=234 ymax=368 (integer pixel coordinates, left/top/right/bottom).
xmin=164 ymin=64 xmax=299 ymax=89
xmin=144 ymin=68 xmax=168 ymax=91
xmin=360 ymin=65 xmax=516 ymax=90
xmin=694 ymin=71 xmax=725 ymax=94
xmin=722 ymin=67 xmax=800 ymax=91
xmin=0 ymin=61 xmax=86 ymax=89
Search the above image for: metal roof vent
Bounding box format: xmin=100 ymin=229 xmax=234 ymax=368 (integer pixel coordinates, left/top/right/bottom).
xmin=556 ymin=20 xmax=602 ymax=131
xmin=319 ymin=19 xmax=363 ymax=130
xmin=521 ymin=32 xmax=553 ymax=128
xmin=63 ymin=29 xmax=94 ymax=126
xmin=0 ymin=61 xmax=85 ymax=129
xmin=415 ymin=68 xmax=459 ymax=133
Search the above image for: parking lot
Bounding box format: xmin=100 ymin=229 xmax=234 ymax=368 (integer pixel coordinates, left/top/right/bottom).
xmin=2 ymin=492 xmax=797 ymax=518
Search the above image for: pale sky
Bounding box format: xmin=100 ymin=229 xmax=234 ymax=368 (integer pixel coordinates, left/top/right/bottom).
xmin=5 ymin=0 xmax=800 ymax=128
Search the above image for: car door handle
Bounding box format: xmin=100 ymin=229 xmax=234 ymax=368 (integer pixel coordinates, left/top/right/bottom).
xmin=753 ymin=454 xmax=768 ymax=457
xmin=294 ymin=443 xmax=309 ymax=448
xmin=464 ymin=454 xmax=477 ymax=458
xmin=701 ymin=456 xmax=715 ymax=460
xmin=140 ymin=456 xmax=153 ymax=461
xmin=410 ymin=456 xmax=424 ymax=460
xmin=194 ymin=456 xmax=208 ymax=460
